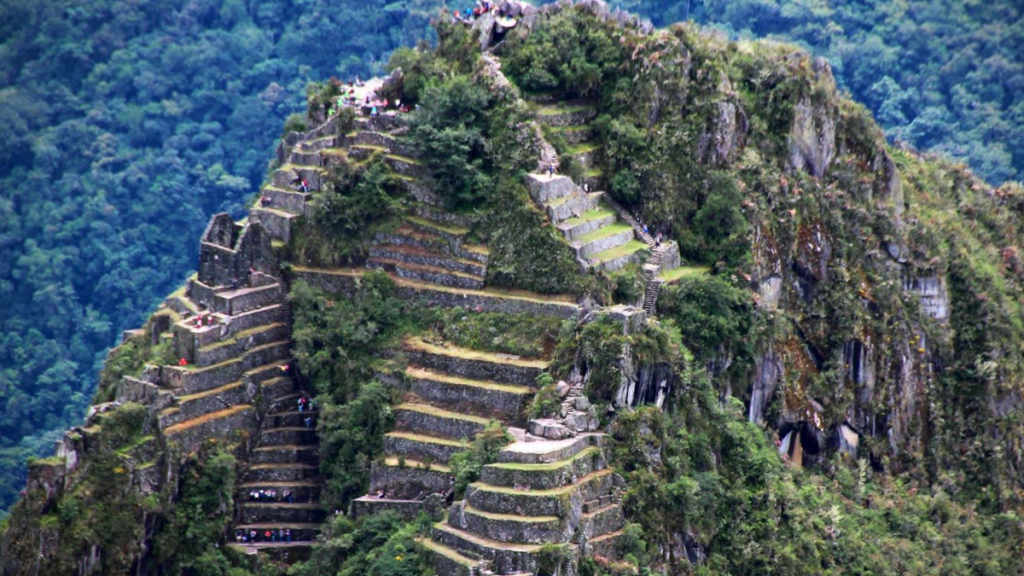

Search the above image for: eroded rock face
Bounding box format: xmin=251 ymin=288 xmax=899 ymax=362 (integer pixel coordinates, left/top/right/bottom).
xmin=788 ymin=58 xmax=837 ymax=178
xmin=748 ymin=347 xmax=783 ymax=424
xmin=698 ymin=74 xmax=749 ymax=166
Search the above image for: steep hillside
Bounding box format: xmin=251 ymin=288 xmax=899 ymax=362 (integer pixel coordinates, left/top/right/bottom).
xmin=2 ymin=2 xmax=1022 ymax=576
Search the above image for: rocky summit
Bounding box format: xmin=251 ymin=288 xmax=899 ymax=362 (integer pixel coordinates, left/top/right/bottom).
xmin=2 ymin=1 xmax=1023 ymax=576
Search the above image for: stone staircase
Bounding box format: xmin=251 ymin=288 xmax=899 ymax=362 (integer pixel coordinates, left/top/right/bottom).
xmin=149 ymin=214 xmax=326 ymax=562
xmin=253 ymin=107 xmax=434 ymax=246
xmin=421 ymin=434 xmax=625 ymax=576
xmin=352 ymin=336 xmax=546 ymax=517
xmin=234 ymin=389 xmax=325 ymax=562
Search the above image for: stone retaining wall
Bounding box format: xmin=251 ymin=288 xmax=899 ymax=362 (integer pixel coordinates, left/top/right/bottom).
xmin=449 ymin=502 xmax=569 ymax=544
xmin=395 ymin=407 xmax=487 ymax=441
xmin=576 ymin=229 xmax=634 ymax=260
xmin=405 ymin=349 xmax=543 ymax=387
xmin=166 ymin=406 xmax=256 ymax=455
xmin=368 ymin=462 xmax=451 ymax=498
xmin=480 ymin=448 xmax=606 ymax=490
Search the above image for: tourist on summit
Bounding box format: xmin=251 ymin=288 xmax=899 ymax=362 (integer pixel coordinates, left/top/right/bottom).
xmin=370 ymin=105 xmax=378 ymax=117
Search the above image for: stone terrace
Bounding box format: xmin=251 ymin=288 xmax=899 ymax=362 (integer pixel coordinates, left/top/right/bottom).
xmin=421 ymin=434 xmax=625 ymax=575
xmin=352 ymin=336 xmax=548 ymax=517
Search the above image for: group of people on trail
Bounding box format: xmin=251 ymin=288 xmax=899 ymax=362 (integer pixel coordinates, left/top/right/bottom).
xmin=454 ymin=0 xmax=502 ymax=22
xmin=296 ymin=394 xmax=314 ymax=413
xmin=249 ymin=488 xmax=293 ymax=503
xmin=236 ymin=528 xmax=292 ymax=543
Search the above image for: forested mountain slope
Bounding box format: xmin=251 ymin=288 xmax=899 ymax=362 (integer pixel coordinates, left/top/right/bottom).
xmin=1 ymin=0 xmax=1021 ymax=527
xmin=1 ymin=3 xmax=1022 ymax=575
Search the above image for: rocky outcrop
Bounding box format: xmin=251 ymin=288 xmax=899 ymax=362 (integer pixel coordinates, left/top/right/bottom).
xmin=788 ymin=58 xmax=838 ymax=178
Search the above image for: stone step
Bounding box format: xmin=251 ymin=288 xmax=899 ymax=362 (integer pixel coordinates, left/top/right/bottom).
xmin=588 ymin=528 xmax=623 ymax=559
xmin=369 ymin=244 xmax=486 ymax=277
xmin=544 ymin=191 xmax=593 ymax=224
xmin=404 ymin=366 xmax=533 ymax=424
xmin=480 ymin=446 xmax=607 ymax=490
xmin=525 ymin=173 xmax=577 ymax=204
xmin=420 ymin=538 xmax=478 ymax=576
xmin=260 ymin=427 xmax=318 ymax=446
xmin=271 ymin=164 xmax=325 ymax=190
xmin=214 ymin=283 xmax=284 ymax=316
xmin=403 ymin=337 xmax=549 ymax=387
xmin=394 ymin=403 xmax=491 ymax=442
xmin=343 ymin=130 xmax=400 ymax=151
xmin=252 ymin=445 xmax=320 ymax=465
xmin=222 ymin=303 xmax=288 ymax=336
xmin=298 ymin=136 xmax=335 ymax=152
xmin=384 ymin=154 xmax=426 ymax=178
xmin=550 ymin=124 xmax=594 ymax=145
xmin=353 ymin=113 xmax=407 ymax=133
xmin=348 ymin=143 xmax=391 ymax=161
xmin=384 ymin=431 xmax=467 ymax=466
xmin=534 ymin=102 xmax=597 ymax=127
xmin=465 ymin=469 xmax=615 ymax=517
xmin=163 ymin=404 xmax=257 ymax=452
xmin=571 ymin=223 xmax=634 ymax=261
xmin=498 ymin=434 xmax=605 ymax=464
xmin=350 ymin=496 xmax=425 ymax=519
xmin=588 ymin=239 xmax=649 ymax=272
xmin=367 ymin=257 xmax=485 ymax=290
xmin=267 ymin=410 xmax=319 ymax=428
xmin=169 ymin=341 xmax=291 ymax=396
xmin=235 ymin=523 xmax=320 ymax=543
xmin=431 ymin=523 xmax=542 ymax=575
xmin=266 ymin=390 xmax=309 ymax=414
xmin=259 ymin=186 xmax=310 ymax=215
xmin=404 ymin=216 xmax=469 ymax=244
xmin=245 ymin=463 xmax=319 ymax=483
xmin=568 ymin=143 xmax=600 ymax=170
xmin=159 ymin=380 xmax=248 ymax=429
xmin=261 ymin=377 xmax=298 ymax=407
xmin=246 ymin=361 xmax=293 ymax=388
xmin=369 ymin=458 xmax=453 ymax=499
xmin=292 ymin=267 xmax=578 ymax=319
xmin=230 ymin=542 xmax=313 ymax=563
xmin=583 ymin=503 xmax=626 ymax=538
xmin=287 ymin=149 xmax=322 ymax=166
xmin=194 ymin=322 xmax=289 ymax=367
xmin=307 ymin=114 xmax=340 ymax=139
xmin=448 ymin=502 xmax=566 ymax=545
xmin=407 ymin=201 xmax=474 ymax=230
xmin=250 ymin=207 xmax=299 ymax=244
xmin=393 ymin=174 xmax=445 ymax=207
xmin=239 ymin=481 xmax=321 ymax=503
xmin=556 ymin=208 xmax=617 ymax=241
xmin=239 ymin=502 xmax=326 ymax=524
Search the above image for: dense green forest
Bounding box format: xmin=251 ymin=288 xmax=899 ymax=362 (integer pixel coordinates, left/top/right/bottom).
xmin=1 ymin=0 xmax=1021 ymax=519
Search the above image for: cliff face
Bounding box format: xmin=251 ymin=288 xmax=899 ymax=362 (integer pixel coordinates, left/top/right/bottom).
xmin=2 ymin=1 xmax=1023 ymax=575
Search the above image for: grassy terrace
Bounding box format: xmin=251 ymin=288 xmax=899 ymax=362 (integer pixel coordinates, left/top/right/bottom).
xmin=278 ymin=162 xmax=325 ymax=173
xmin=590 ymin=240 xmax=648 ymax=264
xmin=177 ymin=380 xmax=243 ymax=403
xmin=405 ymin=336 xmax=550 ymax=368
xmin=545 ymin=193 xmax=577 ymax=208
xmin=254 ymin=206 xmax=300 ymax=218
xmin=488 ymin=446 xmax=600 ymax=472
xmin=386 ymin=431 xmax=469 ymax=448
xmin=406 ymin=215 xmax=469 ymax=236
xmin=417 ymin=538 xmax=476 ymax=566
xmin=574 ymin=222 xmax=632 ymax=245
xmin=164 ymin=404 xmax=252 ymax=435
xmin=407 ymin=366 xmax=534 ymax=394
xmin=199 ymin=323 xmax=284 ymax=352
xmin=534 ymin=103 xmax=595 ymax=116
xmin=560 ymin=208 xmax=614 ymax=228
xmin=566 ymin=142 xmax=600 ymax=154
xmin=384 ymin=457 xmax=452 ymax=474
xmin=320 ymin=147 xmax=348 ymax=157
xmin=396 ymin=401 xmax=494 ymax=425
xmin=470 ymin=469 xmax=612 ymax=496
xmin=291 ymin=266 xmax=578 ymax=305
xmin=351 ymin=144 xmax=389 ymax=153
xmin=660 ymin=265 xmax=711 ymax=283
xmin=386 ymin=153 xmax=421 ymax=165
xmin=434 ymin=523 xmax=544 ymax=552
xmin=462 ymin=503 xmax=559 ymax=523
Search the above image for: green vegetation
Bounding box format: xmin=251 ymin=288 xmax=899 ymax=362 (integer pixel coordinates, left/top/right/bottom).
xmin=290 ymin=511 xmax=434 ymax=576
xmin=290 ymin=273 xmax=407 ymax=508
xmin=416 ymin=308 xmax=562 ymax=359
xmin=448 ymin=422 xmax=514 ymax=498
